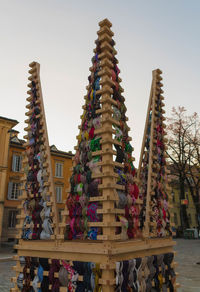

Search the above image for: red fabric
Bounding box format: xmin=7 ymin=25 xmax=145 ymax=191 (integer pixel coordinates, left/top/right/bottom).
xmin=162 ymin=208 xmax=166 ymax=220
xmin=89 ymin=126 xmax=95 ymax=139
xmin=77 ymin=174 xmax=81 ymax=183
xmin=133 ymin=183 xmax=139 ymax=199
xmin=111 ymin=69 xmax=116 ymax=81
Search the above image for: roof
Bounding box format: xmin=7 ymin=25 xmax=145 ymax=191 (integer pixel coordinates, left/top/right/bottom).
xmin=10 ymin=135 xmax=25 ymax=145
xmin=9 ymin=139 xmax=73 ymax=158
xmin=8 ymin=129 xmax=20 ymax=134
xmin=50 ymin=145 xmax=74 ymax=158
xmin=0 ymin=116 xmax=18 ymax=125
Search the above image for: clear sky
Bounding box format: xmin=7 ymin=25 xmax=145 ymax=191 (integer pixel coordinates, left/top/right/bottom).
xmin=1 ymin=0 xmax=200 ymax=165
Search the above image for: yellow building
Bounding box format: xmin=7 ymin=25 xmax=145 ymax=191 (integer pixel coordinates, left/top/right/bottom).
xmin=0 ymin=116 xmax=19 ymax=242
xmin=170 ymin=181 xmax=198 ymax=231
xmin=0 ymin=116 xmax=73 ymax=242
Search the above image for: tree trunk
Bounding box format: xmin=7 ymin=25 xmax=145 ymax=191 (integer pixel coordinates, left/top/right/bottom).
xmin=179 ymin=176 xmax=189 ymax=229
xmin=194 ymin=188 xmax=200 ymax=227
xmin=186 ymin=181 xmax=200 ymax=228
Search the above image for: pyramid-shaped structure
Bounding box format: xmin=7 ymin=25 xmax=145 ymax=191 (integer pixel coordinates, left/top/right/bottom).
xmin=12 ymin=21 xmax=179 ymax=292
xmin=59 ymin=18 xmax=141 ymax=242
xmin=15 ymin=61 xmax=59 ymax=241
xmin=12 ymin=61 xmax=59 ymax=291
xmin=137 ymin=69 xmax=174 ymax=239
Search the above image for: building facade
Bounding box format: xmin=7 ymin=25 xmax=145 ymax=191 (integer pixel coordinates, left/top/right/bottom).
xmin=0 ymin=116 xmax=73 ymax=242
xmin=170 ymin=181 xmax=198 ymax=232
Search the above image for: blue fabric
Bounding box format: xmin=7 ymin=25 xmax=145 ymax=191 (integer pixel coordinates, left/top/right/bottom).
xmin=37 ymin=264 xmax=44 ymax=292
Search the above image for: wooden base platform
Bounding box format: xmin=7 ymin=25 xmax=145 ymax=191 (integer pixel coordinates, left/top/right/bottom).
xmin=15 ymin=237 xmax=175 ymax=263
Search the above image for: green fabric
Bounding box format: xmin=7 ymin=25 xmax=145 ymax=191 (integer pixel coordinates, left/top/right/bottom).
xmin=90 ymin=137 xmax=101 ymax=152
xmin=125 ymin=142 xmax=133 ymax=153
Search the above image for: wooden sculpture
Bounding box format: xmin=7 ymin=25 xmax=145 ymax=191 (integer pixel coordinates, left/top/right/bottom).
xmin=11 ymin=20 xmax=179 ymax=292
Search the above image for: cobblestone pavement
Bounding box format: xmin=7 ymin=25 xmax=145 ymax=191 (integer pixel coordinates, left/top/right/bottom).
xmin=0 ymin=239 xmax=200 ymax=291
xmin=174 ymin=239 xmax=200 ymax=292
xmin=0 ymin=260 xmax=15 ymax=291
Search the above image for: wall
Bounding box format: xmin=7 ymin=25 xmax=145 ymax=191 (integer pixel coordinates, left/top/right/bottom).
xmin=171 ymin=184 xmax=198 ymax=230
xmin=0 ymin=117 xmax=18 ymax=241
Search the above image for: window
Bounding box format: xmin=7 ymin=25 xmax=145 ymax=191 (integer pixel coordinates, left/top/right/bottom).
xmin=174 ymin=213 xmax=178 ymax=225
xmin=8 ymin=182 xmax=21 ymax=200
xmin=12 ymin=154 xmax=22 ymax=172
xmin=55 ymin=162 xmax=63 ymax=178
xmin=56 ymin=186 xmax=62 ymax=203
xmin=8 ymin=210 xmax=18 ymax=228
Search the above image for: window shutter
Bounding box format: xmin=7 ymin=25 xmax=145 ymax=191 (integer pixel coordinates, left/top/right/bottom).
xmin=60 ymin=187 xmax=62 ymax=202
xmin=55 ymin=163 xmax=63 ymax=177
xmin=56 ymin=186 xmax=62 ymax=203
xmin=58 ymin=187 xmax=60 ymax=202
xmin=61 ymin=164 xmax=63 ymax=177
xmin=56 ymin=187 xmax=58 ymax=202
xmin=19 ymin=183 xmax=22 ymax=198
xmin=16 ymin=183 xmax=20 ymax=199
xmin=55 ymin=163 xmax=58 ymax=176
xmin=19 ymin=156 xmax=22 ymax=171
xmin=57 ymin=164 xmax=59 ymax=176
xmin=8 ymin=182 xmax=13 ymax=199
xmin=12 ymin=155 xmax=16 ymax=171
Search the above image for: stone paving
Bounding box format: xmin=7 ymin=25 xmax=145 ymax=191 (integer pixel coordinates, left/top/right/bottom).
xmin=0 ymin=260 xmax=15 ymax=291
xmin=0 ymin=239 xmax=199 ymax=291
xmin=174 ymin=239 xmax=200 ymax=292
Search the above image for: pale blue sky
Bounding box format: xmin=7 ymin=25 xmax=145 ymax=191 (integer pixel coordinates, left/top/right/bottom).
xmin=1 ymin=0 xmax=200 ymax=165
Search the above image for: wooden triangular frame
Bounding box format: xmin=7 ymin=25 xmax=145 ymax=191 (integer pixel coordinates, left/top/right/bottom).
xmin=137 ymin=69 xmax=174 ymax=239
xmin=12 ymin=61 xmax=59 ymax=289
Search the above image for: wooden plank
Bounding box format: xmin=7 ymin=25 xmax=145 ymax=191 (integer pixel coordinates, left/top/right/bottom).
xmin=97 ymin=25 xmax=114 ymax=36
xmin=98 ymin=50 xmax=113 ymax=60
xmin=100 ymin=96 xmax=117 ymax=106
xmin=100 ymin=138 xmax=122 ymax=147
xmin=98 ymin=183 xmax=125 ymax=190
xmin=89 ymin=194 xmax=118 ymax=202
xmin=97 ymin=234 xmax=121 ymax=241
xmin=101 ymin=116 xmax=120 ymax=126
xmin=88 ymin=221 xmax=122 ymax=227
xmin=92 ymin=149 xmax=116 ymax=156
xmin=92 ymin=172 xmax=118 ymax=179
xmin=97 ymin=160 xmax=124 ymax=168
xmin=94 ymin=127 xmax=116 ymax=135
xmin=96 ymin=106 xmax=113 ymax=115
xmin=96 ymin=86 xmax=113 ymax=96
xmin=97 ymin=208 xmax=125 ymax=214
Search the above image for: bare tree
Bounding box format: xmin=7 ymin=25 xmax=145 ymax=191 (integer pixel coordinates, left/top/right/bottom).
xmin=185 ymin=113 xmax=200 ymax=227
xmin=166 ymin=107 xmax=199 ymax=230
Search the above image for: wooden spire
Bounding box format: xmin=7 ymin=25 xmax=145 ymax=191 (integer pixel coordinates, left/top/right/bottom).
xmin=13 ymin=61 xmax=59 ymax=290
xmin=59 ymin=18 xmax=140 ymax=244
xmin=137 ymin=69 xmax=173 ymax=239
